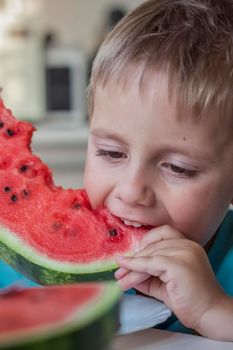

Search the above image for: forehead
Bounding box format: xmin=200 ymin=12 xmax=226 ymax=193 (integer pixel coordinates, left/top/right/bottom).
xmin=98 ymin=65 xmax=170 ymax=100
xmin=94 ymin=66 xmax=174 ymax=123
xmin=92 ymin=65 xmax=233 ymax=151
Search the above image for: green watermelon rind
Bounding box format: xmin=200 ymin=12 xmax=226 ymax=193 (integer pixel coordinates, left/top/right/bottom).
xmin=0 ymin=282 xmax=121 ymax=350
xmin=0 ymin=225 xmax=130 ymax=284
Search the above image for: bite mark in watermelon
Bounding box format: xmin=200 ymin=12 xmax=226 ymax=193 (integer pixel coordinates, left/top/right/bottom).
xmin=0 ymin=282 xmax=121 ymax=350
xmin=0 ymin=99 xmax=147 ymax=284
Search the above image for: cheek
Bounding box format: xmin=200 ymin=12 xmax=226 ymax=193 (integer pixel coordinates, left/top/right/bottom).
xmin=84 ymin=155 xmax=108 ymax=209
xmin=84 ymin=160 xmax=98 ymax=208
xmin=168 ymin=185 xmax=229 ymax=245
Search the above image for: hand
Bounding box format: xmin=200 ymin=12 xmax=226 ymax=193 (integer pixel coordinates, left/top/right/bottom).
xmin=115 ymin=225 xmax=227 ymax=336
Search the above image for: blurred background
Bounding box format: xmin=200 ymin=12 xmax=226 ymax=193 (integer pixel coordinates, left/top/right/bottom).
xmin=0 ymin=0 xmax=144 ymax=188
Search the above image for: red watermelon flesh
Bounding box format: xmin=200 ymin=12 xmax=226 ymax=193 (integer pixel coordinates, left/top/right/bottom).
xmin=0 ymin=99 xmax=147 ymax=264
xmin=0 ymin=282 xmax=120 ymax=349
xmin=0 ymin=285 xmax=99 ymax=334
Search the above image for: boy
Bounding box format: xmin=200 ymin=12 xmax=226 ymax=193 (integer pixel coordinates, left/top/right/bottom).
xmin=84 ymin=0 xmax=233 ymax=341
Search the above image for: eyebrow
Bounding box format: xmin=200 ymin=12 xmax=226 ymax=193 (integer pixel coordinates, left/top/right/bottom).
xmin=90 ymin=127 xmax=217 ymax=164
xmin=158 ymin=145 xmax=217 ymax=164
xmin=90 ymin=128 xmax=129 ymax=146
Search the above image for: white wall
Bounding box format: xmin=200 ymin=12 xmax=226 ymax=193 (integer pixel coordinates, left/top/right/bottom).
xmin=39 ymin=0 xmax=145 ymax=56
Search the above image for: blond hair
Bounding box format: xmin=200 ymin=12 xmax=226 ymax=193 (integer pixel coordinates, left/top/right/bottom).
xmin=88 ymin=0 xmax=233 ymax=128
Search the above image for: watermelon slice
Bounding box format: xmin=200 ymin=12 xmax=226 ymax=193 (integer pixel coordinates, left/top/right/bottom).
xmin=0 ymin=99 xmax=147 ymax=284
xmin=0 ymin=282 xmax=121 ymax=350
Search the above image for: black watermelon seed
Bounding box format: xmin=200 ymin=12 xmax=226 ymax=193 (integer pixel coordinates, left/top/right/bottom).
xmin=109 ymin=229 xmax=118 ymax=237
xmin=3 ymin=186 xmax=11 ymax=193
xmin=73 ymin=202 xmax=81 ymax=209
xmin=6 ymin=129 xmax=15 ymax=136
xmin=20 ymin=165 xmax=28 ymax=172
xmin=21 ymin=189 xmax=30 ymax=198
xmin=10 ymin=194 xmax=18 ymax=203
xmin=52 ymin=222 xmax=62 ymax=231
xmin=0 ymin=122 xmax=4 ymax=128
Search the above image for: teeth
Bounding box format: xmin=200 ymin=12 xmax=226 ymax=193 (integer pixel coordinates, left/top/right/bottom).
xmin=123 ymin=219 xmax=142 ymax=228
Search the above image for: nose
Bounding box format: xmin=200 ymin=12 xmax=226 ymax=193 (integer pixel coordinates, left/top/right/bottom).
xmin=115 ymin=166 xmax=155 ymax=207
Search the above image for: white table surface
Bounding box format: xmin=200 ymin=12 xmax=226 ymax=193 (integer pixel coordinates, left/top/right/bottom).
xmin=110 ymin=328 xmax=233 ymax=350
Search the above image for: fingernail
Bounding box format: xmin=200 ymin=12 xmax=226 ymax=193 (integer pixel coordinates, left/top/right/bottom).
xmin=114 ymin=270 xmax=120 ymax=279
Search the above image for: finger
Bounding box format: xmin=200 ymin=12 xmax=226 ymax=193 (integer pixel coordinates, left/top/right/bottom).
xmin=114 ymin=267 xmax=129 ymax=279
xmin=140 ymin=225 xmax=185 ymax=250
xmin=136 ymin=238 xmax=193 ymax=258
xmin=118 ymin=272 xmax=166 ymax=303
xmin=115 ymin=237 xmax=169 ymax=280
xmin=116 ymin=231 xmax=188 ymax=281
xmin=116 ymin=254 xmax=180 ymax=287
xmin=115 ymin=233 xmax=184 ymax=279
xmin=135 ymin=276 xmax=164 ymax=300
xmin=117 ymin=255 xmax=166 ymax=276
xmin=115 ymin=239 xmax=155 ymax=280
xmin=117 ymin=269 xmax=150 ymax=291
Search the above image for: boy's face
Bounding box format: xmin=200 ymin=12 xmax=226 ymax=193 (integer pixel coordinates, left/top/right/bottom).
xmin=84 ymin=70 xmax=233 ymax=245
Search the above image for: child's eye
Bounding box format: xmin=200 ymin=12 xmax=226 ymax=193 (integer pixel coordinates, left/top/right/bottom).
xmin=95 ymin=149 xmax=127 ymax=159
xmin=162 ymin=163 xmax=197 ymax=178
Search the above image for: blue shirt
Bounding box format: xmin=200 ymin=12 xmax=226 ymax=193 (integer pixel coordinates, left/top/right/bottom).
xmin=156 ymin=209 xmax=233 ymax=333
xmin=0 ymin=261 xmax=38 ymax=288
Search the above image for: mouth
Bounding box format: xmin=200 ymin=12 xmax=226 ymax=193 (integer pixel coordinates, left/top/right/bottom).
xmin=108 ymin=210 xmax=154 ymax=229
xmin=120 ymin=217 xmax=153 ymax=229
xmin=121 ymin=218 xmax=144 ymax=228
